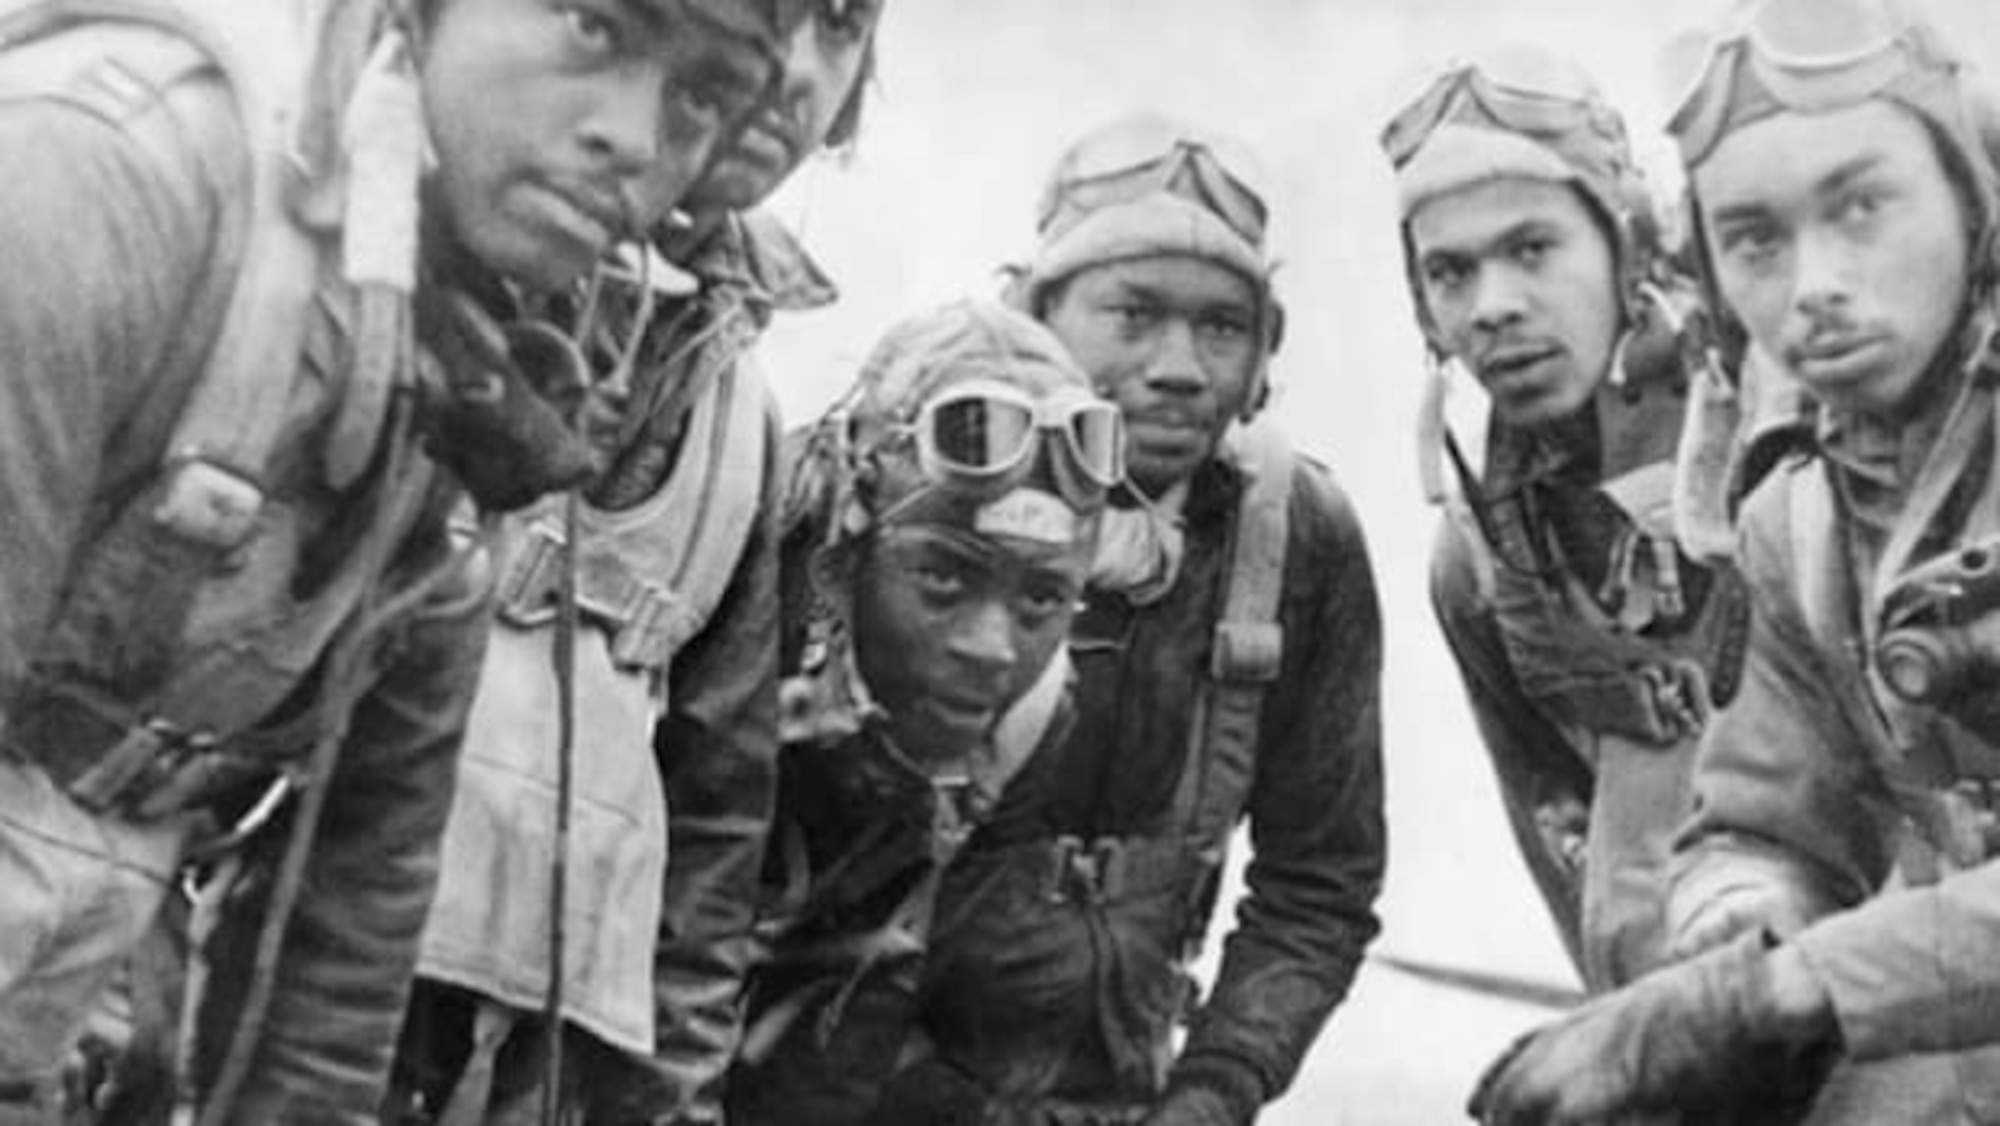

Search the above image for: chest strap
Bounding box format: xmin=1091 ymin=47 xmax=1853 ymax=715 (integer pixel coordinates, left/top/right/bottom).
xmin=492 ymin=358 xmax=767 ymax=672
xmin=1171 ymin=418 xmax=1292 ymax=860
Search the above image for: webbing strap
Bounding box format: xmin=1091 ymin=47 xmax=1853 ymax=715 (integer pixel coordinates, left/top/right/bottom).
xmin=1171 ymin=419 xmax=1293 ymax=858
xmin=0 ymin=0 xmax=325 ymax=543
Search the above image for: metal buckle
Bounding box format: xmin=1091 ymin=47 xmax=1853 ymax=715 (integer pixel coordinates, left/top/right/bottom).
xmin=494 ymin=520 xmax=565 ymax=627
xmin=609 ymin=587 xmax=667 ymax=668
xmin=1086 ymin=837 xmax=1126 ymax=903
xmin=1042 ymin=834 xmax=1126 ymax=905
xmin=66 ymin=718 xmax=206 ymax=815
xmin=1636 ymin=661 xmax=1708 ymax=744
xmin=1044 ymin=835 xmax=1083 ymax=903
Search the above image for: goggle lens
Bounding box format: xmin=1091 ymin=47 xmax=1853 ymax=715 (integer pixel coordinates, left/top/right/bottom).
xmin=928 ymin=394 xmax=1036 ymax=478
xmin=916 ymin=386 xmax=1127 ymax=492
xmin=1064 ymin=402 xmax=1127 ymax=488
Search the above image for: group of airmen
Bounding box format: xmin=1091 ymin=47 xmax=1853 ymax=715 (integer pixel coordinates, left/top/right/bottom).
xmin=0 ymin=0 xmax=1996 ymax=1124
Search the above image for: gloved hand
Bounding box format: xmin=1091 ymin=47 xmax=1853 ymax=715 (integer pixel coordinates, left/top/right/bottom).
xmin=873 ymin=1057 xmax=991 ymax=1126
xmin=1145 ymin=1060 xmax=1261 ymax=1126
xmin=415 ymin=288 xmax=603 ymax=511
xmin=1468 ymin=930 xmax=1839 ymax=1126
xmin=1668 ymin=876 xmax=1825 ymax=962
xmin=1142 ymin=1085 xmax=1237 ymax=1126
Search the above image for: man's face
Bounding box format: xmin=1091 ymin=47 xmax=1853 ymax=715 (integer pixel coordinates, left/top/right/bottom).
xmin=1409 ymin=177 xmax=1621 ymax=429
xmin=686 ymin=0 xmax=881 ymax=212
xmin=853 ymin=520 xmax=1091 ymax=762
xmin=1695 ymin=100 xmax=1971 ymax=417
xmin=420 ymin=0 xmax=773 ymax=291
xmin=1042 ymin=255 xmax=1262 ymax=495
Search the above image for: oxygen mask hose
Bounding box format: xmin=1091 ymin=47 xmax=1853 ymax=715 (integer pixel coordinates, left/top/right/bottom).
xmin=539 ymin=486 xmax=580 ymax=1126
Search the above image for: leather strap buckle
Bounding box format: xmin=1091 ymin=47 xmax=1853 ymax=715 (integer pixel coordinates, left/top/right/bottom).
xmin=66 ymin=717 xmax=214 ymax=815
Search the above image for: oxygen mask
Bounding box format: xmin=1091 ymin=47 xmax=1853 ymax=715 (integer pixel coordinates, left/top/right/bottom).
xmin=1877 ymin=535 xmax=2000 ymax=731
xmin=415 ymin=247 xmax=670 ymax=511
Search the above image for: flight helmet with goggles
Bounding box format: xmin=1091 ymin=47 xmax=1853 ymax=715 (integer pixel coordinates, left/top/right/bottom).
xmin=1664 ymin=0 xmax=2000 ymax=299
xmin=804 ymin=299 xmax=1120 ymax=550
xmin=898 ymin=378 xmax=1125 ymax=503
xmin=1381 ymin=45 xmax=1662 ymax=346
xmin=781 ymin=301 xmax=1116 ymax=742
xmin=1014 ymin=114 xmax=1285 ymax=418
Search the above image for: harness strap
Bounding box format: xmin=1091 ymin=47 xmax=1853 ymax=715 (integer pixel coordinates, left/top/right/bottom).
xmin=493 ymin=357 xmax=768 ymax=674
xmin=1170 ymin=419 xmax=1292 ymax=861
xmin=539 ymin=491 xmax=581 ymax=1126
xmin=195 ymin=394 xmax=452 ymax=1125
xmin=0 ymin=0 xmax=326 ymax=544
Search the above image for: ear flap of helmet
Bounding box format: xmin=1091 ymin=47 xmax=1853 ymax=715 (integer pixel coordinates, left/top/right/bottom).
xmin=1264 ymin=293 xmax=1287 ymax=356
xmin=1237 ymin=289 xmax=1286 ymax=420
xmin=1397 ymin=224 xmax=1453 ymax=358
xmin=823 ymin=37 xmax=876 ymax=150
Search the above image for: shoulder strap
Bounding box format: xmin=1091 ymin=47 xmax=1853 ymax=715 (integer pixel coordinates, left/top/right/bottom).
xmin=652 ymin=354 xmax=770 ymax=652
xmin=501 ymin=354 xmax=769 ymax=677
xmin=0 ymin=0 xmax=330 ymax=547
xmin=1172 ymin=417 xmax=1294 ymax=857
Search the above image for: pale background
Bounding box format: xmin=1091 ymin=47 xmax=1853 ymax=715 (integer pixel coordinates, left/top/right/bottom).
xmin=753 ymin=3 xmax=2000 ymax=1121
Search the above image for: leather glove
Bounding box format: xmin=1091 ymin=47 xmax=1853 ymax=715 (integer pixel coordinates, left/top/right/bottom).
xmin=1468 ymin=930 xmax=1839 ymax=1126
xmin=1142 ymin=1085 xmax=1238 ymax=1126
xmin=873 ymin=1058 xmax=992 ymax=1126
xmin=1145 ymin=1059 xmax=1261 ymax=1126
xmin=415 ymin=288 xmax=602 ymax=511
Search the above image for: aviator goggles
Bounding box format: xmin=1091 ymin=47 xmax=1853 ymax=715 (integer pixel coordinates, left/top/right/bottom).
xmin=1038 ymin=118 xmax=1272 ymax=251
xmin=900 ymin=379 xmax=1127 ymax=498
xmin=1664 ymin=0 xmax=1965 ymax=168
xmin=1380 ymin=49 xmax=1627 ymax=173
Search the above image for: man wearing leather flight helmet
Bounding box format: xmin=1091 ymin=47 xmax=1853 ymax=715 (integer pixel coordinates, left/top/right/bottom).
xmin=723 ymin=299 xmax=1117 ymax=1126
xmin=0 ymin=0 xmax=811 ymax=1122
xmin=890 ymin=116 xmax=1387 ymax=1126
xmin=390 ymin=4 xmax=890 ymax=1124
xmin=1381 ymin=45 xmax=1751 ymax=994
xmin=1473 ymin=1 xmax=2000 ymax=1121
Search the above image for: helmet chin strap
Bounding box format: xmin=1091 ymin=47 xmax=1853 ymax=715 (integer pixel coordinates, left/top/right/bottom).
xmin=1242 ymin=288 xmax=1283 ymax=420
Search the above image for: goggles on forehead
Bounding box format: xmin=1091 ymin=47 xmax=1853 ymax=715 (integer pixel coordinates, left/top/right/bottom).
xmin=904 ymin=379 xmax=1126 ymax=495
xmin=1665 ymin=0 xmax=1961 ymax=168
xmin=1381 ymin=50 xmax=1623 ymax=170
xmin=1039 ymin=120 xmax=1271 ymax=251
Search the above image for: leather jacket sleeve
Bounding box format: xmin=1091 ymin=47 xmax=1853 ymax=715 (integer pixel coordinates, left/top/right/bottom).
xmin=629 ymin=404 xmax=783 ymax=1124
xmin=1793 ymin=847 xmax=2000 ymax=1060
xmin=1671 ymin=479 xmax=1899 ymax=942
xmin=1174 ymin=462 xmax=1386 ymax=1113
xmin=1672 ymin=474 xmax=1988 ymax=1061
xmin=215 ymin=533 xmax=493 ymax=1122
